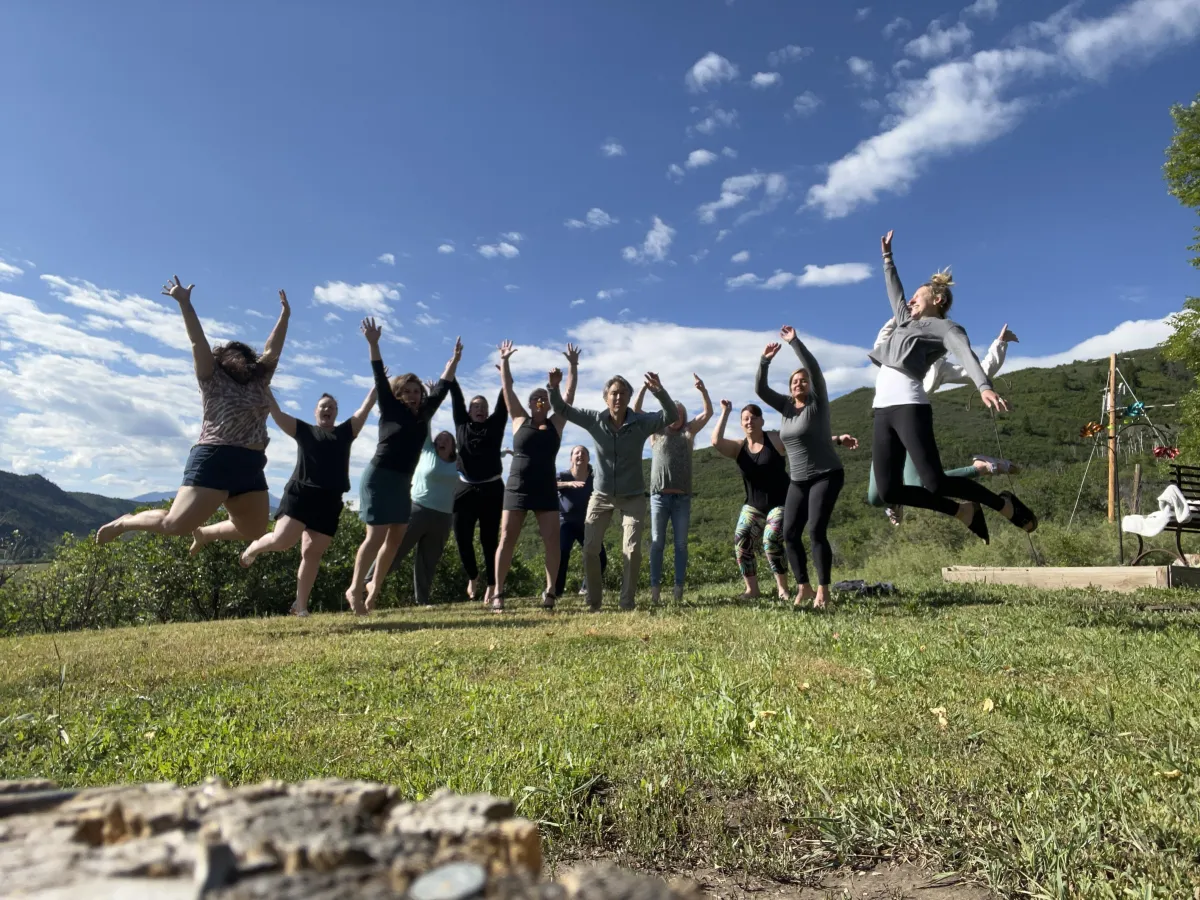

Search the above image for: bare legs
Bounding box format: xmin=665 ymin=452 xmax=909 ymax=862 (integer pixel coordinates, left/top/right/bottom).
xmin=97 ymin=486 xmax=226 ymax=544
xmin=364 ymin=524 xmax=407 ymax=613
xmin=534 ymin=510 xmax=560 ymax=599
xmin=238 ymin=516 xmax=332 ymax=616
xmin=493 ymin=509 xmax=562 ymax=609
xmin=347 ymin=525 xmax=388 ymax=614
xmin=189 ymin=491 xmax=271 ymax=554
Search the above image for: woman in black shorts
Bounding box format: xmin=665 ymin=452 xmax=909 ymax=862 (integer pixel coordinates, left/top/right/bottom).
xmin=238 ymin=387 xmax=377 ymax=615
xmin=491 ymin=340 xmax=578 ymax=611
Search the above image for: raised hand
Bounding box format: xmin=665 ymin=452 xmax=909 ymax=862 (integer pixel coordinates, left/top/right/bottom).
xmin=423 ymin=379 xmax=437 ymax=395
xmin=881 ymin=230 xmax=894 ymax=255
xmin=999 ymin=323 xmax=1019 ymax=344
xmin=779 ymin=325 xmax=796 ymax=343
xmin=719 ymin=398 xmax=732 ymax=414
xmin=161 ymin=275 xmax=194 ymax=305
xmin=837 ymin=434 xmax=860 ymax=450
xmin=693 ymin=373 xmax=707 ymax=392
xmin=499 ymin=340 xmax=517 ymax=361
xmin=763 ymin=342 xmax=781 ymax=360
xmin=980 ymin=389 xmax=1010 ymax=413
xmin=451 ymin=336 xmax=463 ymax=362
xmin=361 ymin=317 xmax=383 ymax=343
xmin=278 ymin=289 xmax=290 ymax=314
xmin=548 ymin=367 xmax=563 ymax=388
xmin=643 ymin=371 xmax=663 ymax=393
xmin=563 ymin=343 xmax=581 ymax=367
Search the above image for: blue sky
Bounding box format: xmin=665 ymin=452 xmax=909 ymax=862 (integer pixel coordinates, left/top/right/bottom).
xmin=1 ymin=0 xmax=1198 ymax=497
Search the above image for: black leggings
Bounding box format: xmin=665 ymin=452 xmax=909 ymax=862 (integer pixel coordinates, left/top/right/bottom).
xmin=783 ymin=468 xmax=845 ymax=586
xmin=452 ymin=479 xmax=504 ymax=587
xmin=873 ymin=404 xmax=1005 ymax=516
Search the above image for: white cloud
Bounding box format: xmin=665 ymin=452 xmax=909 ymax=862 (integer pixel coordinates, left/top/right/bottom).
xmin=377 ymin=253 xmax=395 ymax=266
xmin=601 ymin=139 xmax=626 ymax=157
xmin=501 ymin=231 xmax=524 ymax=243
xmin=621 ymin=217 xmax=675 ymax=264
xmin=415 ymin=301 xmax=429 ymax=310
xmin=571 ymin=298 xmax=586 ymax=307
xmin=313 ymin=281 xmax=398 ymax=315
xmin=856 ymin=7 xmax=872 ymax=21
xmin=415 ymin=312 xmax=443 ymax=326
xmin=0 ymin=260 xmax=24 ymax=281
xmin=566 ymin=208 xmax=618 ymax=229
xmin=725 ymin=263 xmax=873 ymax=289
xmin=477 ymin=242 xmax=520 ymax=259
xmin=690 ymin=108 xmax=738 ymax=135
xmin=809 ymin=0 xmax=1200 ymax=219
xmin=847 ymin=56 xmax=877 ymax=84
xmin=791 ymin=91 xmax=822 ymax=116
xmin=731 ymin=250 xmax=751 ymax=264
xmin=437 ymin=243 xmax=456 ymax=254
xmin=905 ymin=20 xmax=974 ymax=60
xmin=1005 ymin=317 xmax=1172 ymax=371
xmin=767 ymin=45 xmax=812 ymax=66
xmin=687 ymin=149 xmax=719 ymax=168
xmin=716 ymin=229 xmax=732 ymax=242
xmin=666 ymin=163 xmax=686 ymax=182
xmin=751 ymin=72 xmax=782 ymax=88
xmin=597 ymin=288 xmax=627 ymax=300
xmin=883 ymin=17 xmax=912 ymax=39
xmin=686 ymin=52 xmax=739 ymax=92
xmin=323 ymin=311 xmax=341 ymax=323
xmin=721 ymin=147 xmax=738 ymax=158
xmin=690 ymin=249 xmax=710 ymax=263
xmin=697 ymin=172 xmax=788 ymax=224
xmin=963 ymin=0 xmax=999 ymax=20
xmin=504 ymin=284 xmax=520 ymax=292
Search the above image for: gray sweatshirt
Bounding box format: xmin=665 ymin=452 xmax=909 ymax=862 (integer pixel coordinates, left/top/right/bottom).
xmin=865 ymin=253 xmax=992 ymax=393
xmin=755 ymin=336 xmax=843 ymax=481
xmin=549 ymin=384 xmax=675 ymax=496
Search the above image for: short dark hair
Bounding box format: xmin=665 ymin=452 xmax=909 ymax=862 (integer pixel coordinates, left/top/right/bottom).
xmin=318 ymin=392 xmax=337 ymax=406
xmin=741 ymin=403 xmax=763 ymax=418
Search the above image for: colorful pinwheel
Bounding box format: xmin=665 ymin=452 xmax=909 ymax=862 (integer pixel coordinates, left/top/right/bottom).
xmin=1080 ymin=421 xmax=1103 ymax=439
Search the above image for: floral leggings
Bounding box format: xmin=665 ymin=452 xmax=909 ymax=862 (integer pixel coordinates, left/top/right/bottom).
xmin=734 ymin=504 xmax=787 ymax=578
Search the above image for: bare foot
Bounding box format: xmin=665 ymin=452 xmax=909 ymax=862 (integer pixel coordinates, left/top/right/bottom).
xmin=737 ymin=590 xmax=761 ymax=601
xmin=363 ymin=583 xmax=379 ymax=613
xmin=188 ymin=528 xmax=210 ymax=557
xmin=793 ymin=584 xmax=817 ymax=609
xmin=813 ymin=587 xmax=832 ymax=610
xmin=240 ymin=546 xmax=258 ymax=568
xmin=467 ymin=577 xmax=481 ymax=602
xmin=96 ymin=517 xmax=126 ymax=545
xmin=345 ymin=586 xmax=366 ymax=616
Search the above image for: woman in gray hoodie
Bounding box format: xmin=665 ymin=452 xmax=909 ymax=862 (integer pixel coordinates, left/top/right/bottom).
xmin=870 ymin=230 xmax=1036 ymax=542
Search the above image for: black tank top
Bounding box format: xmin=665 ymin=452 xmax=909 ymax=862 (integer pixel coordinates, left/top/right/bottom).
xmin=736 ymin=436 xmax=789 ymax=513
xmin=508 ymin=419 xmax=561 ymax=492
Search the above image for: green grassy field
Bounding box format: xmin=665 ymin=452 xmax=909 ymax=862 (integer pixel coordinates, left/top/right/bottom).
xmin=3 ymin=578 xmax=1199 ymax=898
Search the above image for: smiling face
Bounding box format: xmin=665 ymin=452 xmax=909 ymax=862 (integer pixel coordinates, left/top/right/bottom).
xmin=434 ymin=431 xmax=456 ymax=461
xmin=397 ymin=380 xmax=423 ymax=411
xmin=314 ymin=395 xmax=338 ymax=428
xmin=789 ymin=369 xmax=810 ymax=402
xmin=570 ymin=445 xmax=589 ymax=472
xmin=907 ymin=284 xmax=941 ymax=320
xmin=740 ymin=405 xmax=763 ymax=437
xmin=468 ymin=395 xmax=489 ymax=423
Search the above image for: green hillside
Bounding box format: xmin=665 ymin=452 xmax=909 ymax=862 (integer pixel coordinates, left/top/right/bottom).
xmin=0 ymin=472 xmax=138 ymax=558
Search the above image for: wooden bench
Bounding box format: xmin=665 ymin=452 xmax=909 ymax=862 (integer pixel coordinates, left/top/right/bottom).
xmin=1129 ymin=463 xmax=1200 ymax=566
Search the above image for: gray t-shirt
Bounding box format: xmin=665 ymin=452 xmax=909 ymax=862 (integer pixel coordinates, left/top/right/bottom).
xmin=650 ymin=430 xmax=694 ymax=494
xmin=754 ymin=336 xmax=843 ymax=482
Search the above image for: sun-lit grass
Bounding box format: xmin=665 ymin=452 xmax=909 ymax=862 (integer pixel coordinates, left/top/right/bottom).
xmin=3 ymin=579 xmax=1200 ymax=898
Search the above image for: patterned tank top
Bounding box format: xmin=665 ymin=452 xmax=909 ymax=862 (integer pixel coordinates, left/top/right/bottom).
xmin=197 ymin=366 xmax=272 ymax=448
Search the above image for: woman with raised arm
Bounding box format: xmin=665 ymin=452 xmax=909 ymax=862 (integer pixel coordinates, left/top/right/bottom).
xmin=237 ymin=386 xmax=377 ymax=615
xmin=549 ymin=370 xmax=675 ymax=612
xmin=870 ymin=230 xmax=1036 ymax=541
xmin=634 ymin=374 xmax=713 ymax=604
xmin=711 ymin=400 xmax=790 ymax=602
xmin=347 ymin=318 xmax=459 ymax=614
xmin=866 ymin=320 xmax=1021 ymax=525
xmin=755 ymin=326 xmax=857 ymax=610
xmin=97 ymin=278 xmax=289 ymax=549
xmin=447 ymin=377 xmax=508 ymax=603
xmin=491 ymin=342 xmax=579 ymax=611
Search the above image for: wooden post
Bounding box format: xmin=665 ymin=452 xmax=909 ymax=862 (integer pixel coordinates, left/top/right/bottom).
xmin=1108 ymin=353 xmax=1117 ymax=522
xmin=1132 ymin=463 xmax=1142 ymax=515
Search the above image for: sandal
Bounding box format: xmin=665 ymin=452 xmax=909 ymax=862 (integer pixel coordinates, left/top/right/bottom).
xmin=541 ymin=590 xmax=556 ymax=610
xmin=491 ymin=593 xmax=505 ymax=613
xmin=1000 ymin=490 xmax=1038 ymax=533
xmin=965 ymin=503 xmax=990 ymax=544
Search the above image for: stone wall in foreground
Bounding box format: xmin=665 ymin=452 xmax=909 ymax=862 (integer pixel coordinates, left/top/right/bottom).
xmin=0 ymin=778 xmax=696 ymax=900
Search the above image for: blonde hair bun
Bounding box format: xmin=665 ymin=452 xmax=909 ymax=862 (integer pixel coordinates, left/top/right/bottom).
xmin=928 ymin=268 xmax=954 ymax=287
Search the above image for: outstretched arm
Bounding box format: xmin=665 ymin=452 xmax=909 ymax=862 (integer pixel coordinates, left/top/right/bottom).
xmin=563 ymin=343 xmax=580 ymax=406
xmin=363 ymin=317 xmax=402 ymax=418
xmin=688 ymin=374 xmax=713 ymax=435
xmin=710 ymin=400 xmax=742 ymax=459
xmin=162 ymin=276 xmax=214 ymax=381
xmin=266 ymin=388 xmax=297 ymax=438
xmin=489 ymin=388 xmax=508 ymax=426
xmin=643 ymin=372 xmax=676 ymax=431
xmin=348 ymin=384 xmax=378 ymax=437
xmin=754 ymin=343 xmax=789 ymax=414
xmin=441 ymin=336 xmax=463 ymax=382
xmin=633 ymin=382 xmax=649 ymax=414
xmin=449 ymin=378 xmax=468 ymax=426
xmin=498 ymin=340 xmax=528 ymax=424
xmin=548 ymin=383 xmax=592 ymax=429
xmin=781 ymin=326 xmax=829 ymax=406
xmin=943 ymin=326 xmax=994 ymax=394
xmin=259 ymin=290 xmax=291 ymax=370
xmin=880 ymin=230 xmax=910 ymax=326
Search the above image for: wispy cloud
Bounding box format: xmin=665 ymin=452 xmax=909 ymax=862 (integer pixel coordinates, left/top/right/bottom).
xmin=597 ymin=288 xmax=627 ymax=300
xmin=621 ymin=217 xmax=676 ymax=264
xmin=847 ymin=56 xmax=877 ymax=84
xmin=686 ymin=52 xmax=739 ymax=91
xmin=697 ymin=172 xmax=788 ymax=224
xmin=0 ymin=260 xmax=24 ymax=281
xmin=667 ymin=163 xmax=686 ymax=181
xmin=565 ymin=208 xmax=618 ymax=230
xmin=323 ymin=311 xmax=341 ymax=323
xmin=767 ymin=45 xmax=813 ymax=66
xmin=722 ymin=147 xmax=737 ymax=158
xmin=963 ymin=0 xmax=999 ymax=20
xmin=731 ymin=250 xmax=750 ymax=264
xmin=504 ymin=284 xmax=520 ymax=292
xmin=856 ymin=7 xmax=872 ymax=21
xmin=751 ymin=72 xmax=781 ymax=88
xmin=883 ymin=17 xmax=912 ymax=39
xmin=477 ymin=240 xmax=520 ymax=259
xmin=807 ymin=0 xmax=1200 ymax=219
xmin=437 ymin=242 xmax=455 ymax=254
xmin=313 ymin=281 xmax=399 ymax=315
xmin=687 ymin=149 xmax=719 ymax=168
xmin=571 ymin=298 xmax=586 ymax=307
xmin=376 ymin=253 xmax=395 ymax=266
xmin=791 ymin=91 xmax=821 ymax=116
xmin=601 ymin=139 xmax=626 ymax=157
xmin=415 ymin=312 xmax=443 ymax=326
xmin=689 ymin=107 xmax=738 ymax=136
xmin=726 ymin=263 xmax=873 ymax=289
xmin=905 ymin=20 xmax=973 ymax=60
xmin=501 ymin=231 xmax=524 ymax=243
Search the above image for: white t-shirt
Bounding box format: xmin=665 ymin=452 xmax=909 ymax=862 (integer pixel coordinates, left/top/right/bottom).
xmin=872 ymin=364 xmax=930 ymax=408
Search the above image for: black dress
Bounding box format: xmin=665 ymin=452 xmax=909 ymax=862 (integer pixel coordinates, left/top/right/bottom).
xmin=504 ymin=419 xmax=561 ymax=512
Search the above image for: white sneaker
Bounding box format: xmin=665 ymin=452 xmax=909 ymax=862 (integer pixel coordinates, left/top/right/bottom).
xmin=973 ymin=455 xmax=1019 ymax=474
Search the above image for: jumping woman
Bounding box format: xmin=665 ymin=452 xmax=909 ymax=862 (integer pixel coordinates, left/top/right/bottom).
xmin=97 ymin=278 xmax=288 ymax=550
xmin=237 ymin=385 xmax=377 ymax=616
xmin=871 ymin=230 xmax=1036 ymax=541
xmin=756 ymin=326 xmax=858 ymax=610
xmin=347 ymin=318 xmax=460 ymax=614
xmin=447 ymin=379 xmax=508 ymax=604
xmin=711 ymin=400 xmax=791 ymax=602
xmin=491 ymin=341 xmax=579 ymax=611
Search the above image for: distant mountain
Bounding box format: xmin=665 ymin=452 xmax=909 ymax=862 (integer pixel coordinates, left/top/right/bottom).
xmin=129 ymin=492 xmax=282 ymax=511
xmin=0 ymin=472 xmax=138 ymax=558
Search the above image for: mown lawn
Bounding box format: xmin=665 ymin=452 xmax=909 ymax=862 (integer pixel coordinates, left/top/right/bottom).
xmin=2 ymin=580 xmax=1199 ymax=898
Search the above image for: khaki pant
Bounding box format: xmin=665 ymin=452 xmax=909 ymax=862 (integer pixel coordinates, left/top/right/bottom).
xmin=583 ymin=492 xmax=646 ymax=610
